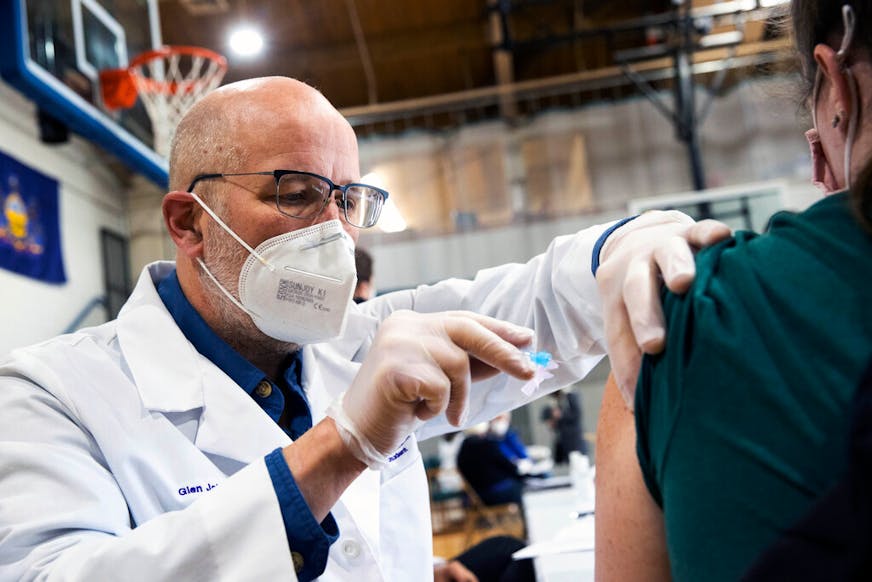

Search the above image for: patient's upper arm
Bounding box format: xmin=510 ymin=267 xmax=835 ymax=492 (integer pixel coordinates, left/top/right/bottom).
xmin=595 ymin=373 xmax=670 ymax=582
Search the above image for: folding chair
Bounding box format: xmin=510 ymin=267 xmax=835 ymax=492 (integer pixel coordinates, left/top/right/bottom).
xmin=460 ymin=478 xmax=526 ymax=547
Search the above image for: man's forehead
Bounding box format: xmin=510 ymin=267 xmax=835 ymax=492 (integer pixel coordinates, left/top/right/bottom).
xmin=252 ymin=126 xmax=360 ymax=179
xmin=193 ymin=77 xmax=359 ymax=175
xmin=265 ymin=118 xmax=357 ymax=155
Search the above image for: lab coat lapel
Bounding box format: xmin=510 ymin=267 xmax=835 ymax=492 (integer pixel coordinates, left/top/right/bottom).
xmin=120 ymin=263 xmax=290 ymax=465
xmin=118 ymin=264 xmax=206 ymax=414
xmin=194 ymin=364 xmax=291 ymax=462
xmin=195 ymin=309 xmax=379 ymax=467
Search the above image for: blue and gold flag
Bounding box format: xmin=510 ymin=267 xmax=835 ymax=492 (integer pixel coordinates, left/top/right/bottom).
xmin=0 ymin=151 xmax=65 ymax=283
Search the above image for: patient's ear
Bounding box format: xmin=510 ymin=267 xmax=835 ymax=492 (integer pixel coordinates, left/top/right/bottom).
xmin=163 ymin=191 xmax=204 ymax=258
xmin=813 ymin=43 xmax=852 ymax=131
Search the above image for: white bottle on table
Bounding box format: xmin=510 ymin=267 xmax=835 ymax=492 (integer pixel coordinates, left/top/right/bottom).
xmin=569 ymin=451 xmax=595 ymax=512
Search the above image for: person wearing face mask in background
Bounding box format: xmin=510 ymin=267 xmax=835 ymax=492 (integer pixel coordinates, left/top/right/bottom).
xmin=0 ymin=76 xmax=731 ymax=581
xmin=488 ymin=412 xmax=554 ymax=478
xmin=596 ymin=2 xmax=872 ymax=581
xmin=490 ymin=413 xmax=528 ymax=466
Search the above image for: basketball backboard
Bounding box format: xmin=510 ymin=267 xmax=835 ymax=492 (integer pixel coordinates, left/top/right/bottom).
xmin=0 ymin=0 xmax=168 ymax=186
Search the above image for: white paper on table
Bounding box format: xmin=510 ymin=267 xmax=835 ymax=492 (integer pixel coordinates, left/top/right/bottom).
xmin=511 ymin=515 xmax=595 ymax=559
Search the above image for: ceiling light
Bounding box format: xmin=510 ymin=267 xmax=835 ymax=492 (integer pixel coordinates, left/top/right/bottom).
xmin=229 ymin=27 xmax=264 ymax=57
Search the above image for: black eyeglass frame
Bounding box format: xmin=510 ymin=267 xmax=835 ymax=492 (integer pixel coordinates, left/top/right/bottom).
xmin=186 ymin=170 xmax=390 ymax=228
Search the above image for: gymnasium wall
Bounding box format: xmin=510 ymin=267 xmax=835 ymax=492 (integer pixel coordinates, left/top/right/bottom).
xmin=0 ymin=80 xmax=128 ymax=356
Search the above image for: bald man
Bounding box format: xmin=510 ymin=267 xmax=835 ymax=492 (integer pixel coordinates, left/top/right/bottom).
xmin=0 ymin=77 xmax=729 ymax=581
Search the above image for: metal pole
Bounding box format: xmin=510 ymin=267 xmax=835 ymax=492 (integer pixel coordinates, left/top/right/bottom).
xmin=675 ymin=1 xmax=707 ymax=193
xmin=677 ymin=49 xmax=706 ymax=191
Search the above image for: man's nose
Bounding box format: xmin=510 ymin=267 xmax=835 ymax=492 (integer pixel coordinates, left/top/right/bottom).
xmin=311 ymin=194 xmax=342 ymax=223
xmin=308 ymin=194 xmax=356 ymax=238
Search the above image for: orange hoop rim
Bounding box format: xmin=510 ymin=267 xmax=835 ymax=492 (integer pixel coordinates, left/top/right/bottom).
xmin=128 ymin=45 xmax=228 ymax=95
xmin=129 ymin=45 xmax=228 ymax=70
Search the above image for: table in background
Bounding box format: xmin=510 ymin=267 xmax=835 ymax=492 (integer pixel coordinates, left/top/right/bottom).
xmin=517 ymin=482 xmax=594 ymax=582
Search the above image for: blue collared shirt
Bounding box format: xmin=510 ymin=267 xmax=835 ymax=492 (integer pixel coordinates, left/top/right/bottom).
xmin=157 ymin=270 xmax=338 ymax=581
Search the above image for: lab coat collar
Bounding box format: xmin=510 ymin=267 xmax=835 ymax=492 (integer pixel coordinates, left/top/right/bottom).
xmin=118 ymin=262 xmax=207 ymax=414
xmin=194 ymin=362 xmax=291 ymax=460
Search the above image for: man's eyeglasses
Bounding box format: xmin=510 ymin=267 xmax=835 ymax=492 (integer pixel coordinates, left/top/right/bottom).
xmin=187 ymin=170 xmax=389 ymax=229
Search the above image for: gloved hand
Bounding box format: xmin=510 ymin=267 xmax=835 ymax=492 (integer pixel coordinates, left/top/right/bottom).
xmin=596 ymin=211 xmax=731 ymax=409
xmin=327 ymin=310 xmax=536 ymax=469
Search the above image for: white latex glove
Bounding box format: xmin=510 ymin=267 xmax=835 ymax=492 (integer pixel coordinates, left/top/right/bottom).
xmin=596 ymin=211 xmax=732 ymax=408
xmin=327 ymin=310 xmax=537 ymax=469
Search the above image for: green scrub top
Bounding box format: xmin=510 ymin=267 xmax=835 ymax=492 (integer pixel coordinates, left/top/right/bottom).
xmin=635 ymin=192 xmax=872 ymax=581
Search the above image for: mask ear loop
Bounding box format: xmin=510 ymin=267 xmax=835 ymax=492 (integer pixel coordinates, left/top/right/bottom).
xmin=186 ymin=190 xmax=265 ymax=317
xmin=189 ymin=191 xmax=275 ymax=272
xmin=195 ymin=255 xmax=252 ymax=315
xmin=811 ymin=79 xmax=819 ymax=130
xmin=837 ymin=4 xmax=858 ymax=189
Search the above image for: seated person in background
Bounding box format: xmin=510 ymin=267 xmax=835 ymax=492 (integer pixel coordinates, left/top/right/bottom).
xmin=434 ymin=536 xmax=535 ymax=582
xmin=491 ymin=412 xmax=553 ymax=477
xmin=457 ymin=421 xmax=526 ymax=508
xmin=596 ymin=3 xmax=872 ymax=580
xmin=490 ymin=412 xmax=529 ymax=466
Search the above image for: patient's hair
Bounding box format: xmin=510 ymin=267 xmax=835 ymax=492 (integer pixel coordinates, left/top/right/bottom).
xmin=792 ymin=0 xmax=872 ymax=231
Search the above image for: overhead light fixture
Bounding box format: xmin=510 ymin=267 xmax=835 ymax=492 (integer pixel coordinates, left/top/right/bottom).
xmin=229 ymin=27 xmax=264 ymax=57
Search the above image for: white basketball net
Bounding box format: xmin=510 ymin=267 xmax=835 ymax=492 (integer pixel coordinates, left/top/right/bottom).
xmin=130 ymin=50 xmax=227 ymax=158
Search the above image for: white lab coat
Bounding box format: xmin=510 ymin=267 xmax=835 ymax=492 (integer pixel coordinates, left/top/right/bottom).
xmin=0 ymin=226 xmax=608 ymax=581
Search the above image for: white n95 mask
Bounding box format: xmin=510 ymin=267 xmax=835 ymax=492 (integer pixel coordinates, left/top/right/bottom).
xmin=191 ymin=192 xmax=357 ymax=345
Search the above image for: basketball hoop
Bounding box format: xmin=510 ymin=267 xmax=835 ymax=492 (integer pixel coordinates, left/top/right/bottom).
xmin=100 ymin=45 xmax=228 ymax=158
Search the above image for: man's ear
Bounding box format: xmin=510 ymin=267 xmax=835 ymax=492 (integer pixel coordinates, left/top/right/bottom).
xmin=814 ymin=43 xmax=853 ymax=130
xmin=163 ymin=191 xmax=204 ymax=258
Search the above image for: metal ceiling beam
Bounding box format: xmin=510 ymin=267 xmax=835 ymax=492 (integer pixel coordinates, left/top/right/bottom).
xmin=237 ymin=22 xmax=488 ymax=72
xmin=494 ymin=0 xmax=779 ymax=52
xmin=339 ymin=38 xmax=792 ymax=125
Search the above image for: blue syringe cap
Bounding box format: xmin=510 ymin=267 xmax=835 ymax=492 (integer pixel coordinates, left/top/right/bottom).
xmin=526 ymin=351 xmax=552 ymax=368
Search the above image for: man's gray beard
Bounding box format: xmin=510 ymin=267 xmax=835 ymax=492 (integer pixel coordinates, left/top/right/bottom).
xmin=198 ymin=221 xmax=300 ymax=358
